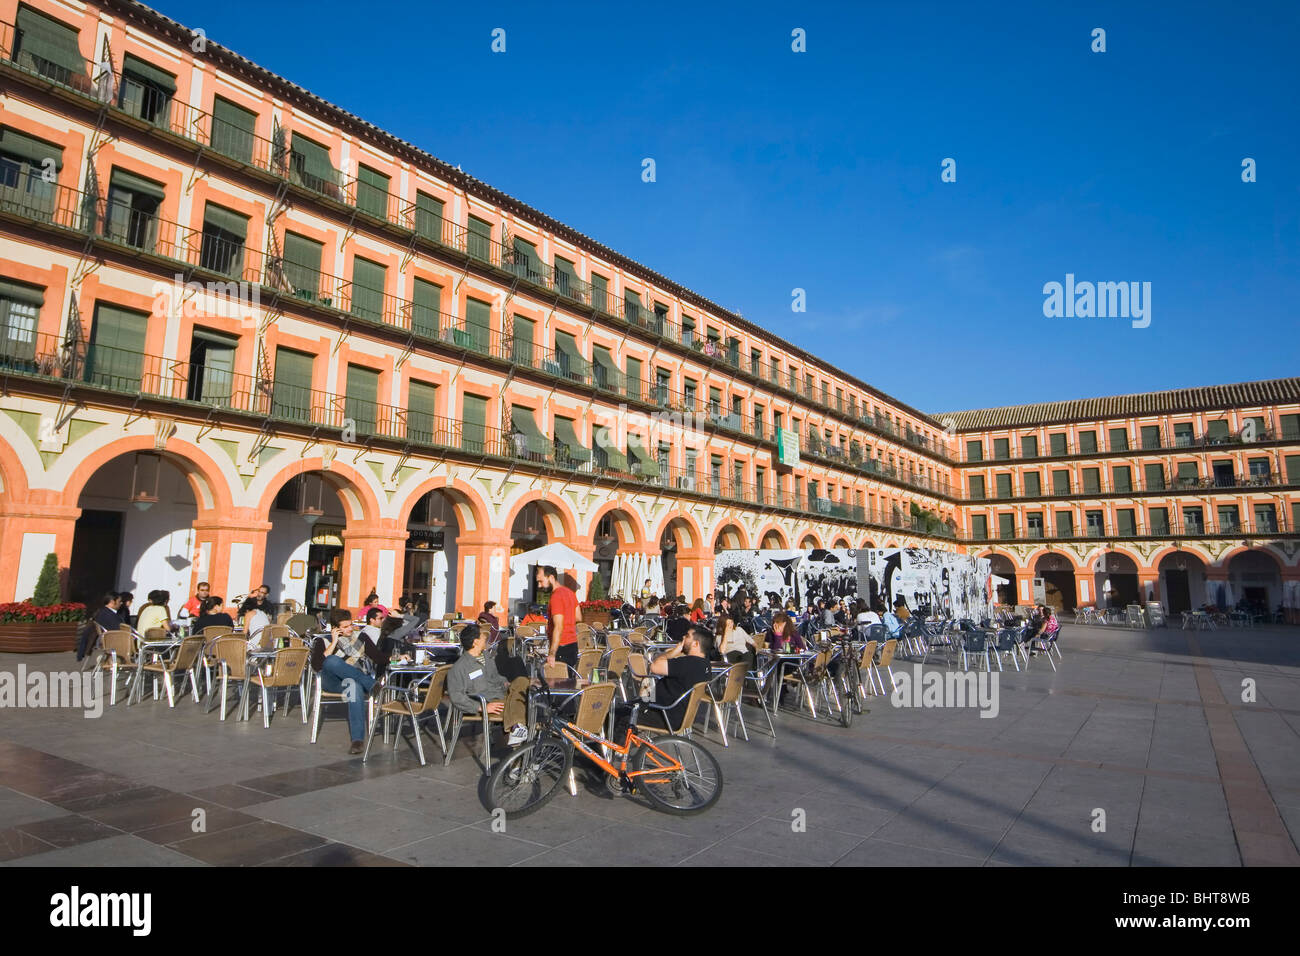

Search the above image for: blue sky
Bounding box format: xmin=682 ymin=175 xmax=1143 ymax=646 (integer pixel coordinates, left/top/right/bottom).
xmin=154 ymin=0 xmax=1298 ymax=414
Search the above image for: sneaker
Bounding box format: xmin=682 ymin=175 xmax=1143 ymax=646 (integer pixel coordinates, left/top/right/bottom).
xmin=506 ymin=723 xmax=529 ymax=746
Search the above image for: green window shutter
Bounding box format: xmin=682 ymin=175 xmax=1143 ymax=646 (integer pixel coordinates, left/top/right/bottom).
xmin=1079 ymin=431 xmax=1098 ymax=454
xmin=995 ymin=474 xmax=1012 ymax=498
xmin=411 ymin=278 xmax=442 ymax=338
xmin=1281 ymin=415 xmax=1300 ymax=439
xmin=1082 ymin=467 xmax=1101 ymax=492
xmin=465 ymin=297 xmax=491 ymax=352
xmin=626 ymin=356 xmax=642 ymax=400
xmin=1023 ymin=472 xmax=1041 ymax=496
xmin=555 ymin=330 xmax=587 ymax=383
xmin=414 ymin=191 xmax=444 ymax=242
xmin=202 ymin=203 xmax=248 ymax=238
xmin=510 ymin=405 xmax=550 ymax=457
xmin=510 ymin=315 xmax=534 ymax=366
xmin=345 ymin=364 xmax=380 ymax=435
xmin=15 ymin=6 xmax=85 ymax=77
xmin=1176 ymin=461 xmax=1199 ymax=482
xmin=993 ymin=438 xmax=1009 ymax=459
xmin=623 ymin=290 xmax=642 ymax=325
xmin=1055 ymin=511 xmax=1073 ymax=536
xmin=968 ymin=475 xmax=985 ymax=499
xmin=467 ymin=216 xmax=492 ymax=262
xmin=108 ymin=168 xmax=165 ymax=200
xmin=590 ymin=273 xmax=608 ymax=313
xmin=122 ymin=54 xmax=176 ymax=94
xmin=290 ymin=134 xmax=336 ymax=186
xmin=593 ymin=346 xmax=620 ymax=393
xmin=1140 ymin=425 xmax=1161 ymax=449
xmin=511 ymin=238 xmax=540 ymax=280
xmin=1117 ymin=509 xmax=1136 ymax=536
xmin=1112 ymin=466 xmax=1132 ymax=492
xmin=87 ymin=303 xmax=147 ymax=391
xmin=998 ymin=514 xmax=1015 ymax=539
xmin=627 ymin=433 xmax=659 ymax=477
xmin=1049 ymin=433 xmax=1067 ymax=455
xmin=1021 ymin=435 xmax=1038 ymax=457
xmin=282 ymin=233 xmax=323 ymax=298
xmin=1144 ymin=463 xmax=1165 ymax=490
xmin=0 ymin=126 xmax=63 ymax=169
xmin=1206 ymin=419 xmax=1230 ymax=440
xmin=0 ymin=279 xmax=44 ymax=305
xmin=554 ymin=417 xmax=590 ymax=464
xmin=1109 ymin=428 xmax=1129 ymax=450
xmin=350 ymin=257 xmax=386 ymax=322
xmin=407 ymin=380 xmax=438 ymax=445
xmin=595 ymin=424 xmax=628 ymax=471
xmin=1285 ymin=455 xmax=1300 ymax=485
xmin=211 ymin=97 xmax=255 ymax=163
xmin=356 ymin=165 xmax=390 ymax=219
xmin=1052 ymin=470 xmax=1070 ymax=495
xmin=460 ymin=393 xmax=488 ymax=453
xmin=965 ymin=440 xmax=983 ymax=461
xmin=1149 ymin=508 xmax=1169 ymax=534
xmin=200 ymin=203 xmax=248 ymax=275
xmin=971 ymin=516 xmax=987 ymax=540
xmin=272 ymin=348 xmax=314 ymax=422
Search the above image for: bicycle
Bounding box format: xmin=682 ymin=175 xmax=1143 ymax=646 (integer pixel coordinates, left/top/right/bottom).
xmin=484 ymin=679 xmax=723 ymax=819
xmin=828 ymin=631 xmax=866 ymax=727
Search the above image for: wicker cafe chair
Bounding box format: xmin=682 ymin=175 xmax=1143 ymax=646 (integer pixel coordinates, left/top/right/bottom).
xmin=99 ymin=628 xmax=139 ymax=706
xmin=565 ymin=682 xmax=618 ymax=795
xmin=248 ymin=646 xmax=310 ymax=728
xmin=638 ymin=681 xmax=710 ymax=737
xmin=606 ymin=632 xmax=628 ymax=651
xmin=199 ymin=625 xmax=233 ymax=696
xmin=140 ymin=635 xmax=205 ymax=707
xmin=875 ymin=638 xmax=901 ymax=692
xmin=702 ymin=662 xmax=748 ymax=746
xmin=363 ymin=665 xmax=449 ymax=766
xmin=604 ymin=646 xmax=631 ymax=700
xmin=855 ymin=640 xmax=880 ymax=697
xmin=576 ymin=648 xmax=604 ymax=679
xmin=208 ymin=635 xmax=253 ymax=720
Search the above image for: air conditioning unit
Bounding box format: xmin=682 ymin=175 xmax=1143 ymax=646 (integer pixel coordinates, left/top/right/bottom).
xmin=676 ymin=476 xmax=695 ymax=491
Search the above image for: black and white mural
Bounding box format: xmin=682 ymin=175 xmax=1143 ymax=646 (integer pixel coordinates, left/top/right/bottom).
xmin=715 ymin=547 xmax=992 ymax=619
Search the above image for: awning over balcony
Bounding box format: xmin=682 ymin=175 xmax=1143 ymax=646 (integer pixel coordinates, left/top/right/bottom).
xmin=510 ymin=406 xmax=550 ymax=456
xmin=554 ymin=416 xmax=590 ymax=463
xmin=15 ymin=7 xmax=86 ymax=76
xmin=0 ymin=127 xmax=63 ymax=169
xmin=594 ymin=425 xmax=628 ymax=471
xmin=627 ymin=433 xmax=659 ymax=477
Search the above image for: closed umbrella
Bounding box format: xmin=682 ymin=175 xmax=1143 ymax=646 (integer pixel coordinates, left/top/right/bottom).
xmin=609 ymin=552 xmax=622 ymax=600
xmin=1205 ymin=580 xmax=1219 ymax=608
xmin=649 ymin=554 xmax=665 ymax=599
xmin=1222 ymin=581 xmax=1235 ymax=609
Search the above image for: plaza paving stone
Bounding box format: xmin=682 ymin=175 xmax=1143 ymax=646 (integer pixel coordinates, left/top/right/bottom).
xmin=0 ymin=623 xmax=1297 ymax=866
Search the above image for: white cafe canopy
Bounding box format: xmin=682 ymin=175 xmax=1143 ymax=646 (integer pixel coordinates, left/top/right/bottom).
xmin=510 ymin=542 xmax=598 ymax=575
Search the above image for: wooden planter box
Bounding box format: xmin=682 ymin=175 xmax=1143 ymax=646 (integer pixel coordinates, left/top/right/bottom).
xmin=583 ymin=610 xmax=612 ymax=628
xmin=0 ymin=622 xmax=80 ymax=653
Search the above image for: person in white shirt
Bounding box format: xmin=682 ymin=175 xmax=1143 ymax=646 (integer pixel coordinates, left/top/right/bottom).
xmin=238 ymin=596 xmax=271 ymax=647
xmin=136 ymin=590 xmax=176 ymax=636
xmin=359 ymin=606 xmax=385 ymax=646
xmin=855 ymin=600 xmax=882 ymax=626
xmin=716 ymin=613 xmax=754 ymax=667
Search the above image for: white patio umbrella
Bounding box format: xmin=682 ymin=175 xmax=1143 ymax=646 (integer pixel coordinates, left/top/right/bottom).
xmin=648 ymin=554 xmax=666 ymax=598
xmin=609 ymin=552 xmax=623 ymax=600
xmin=632 ymin=552 xmax=646 ymax=598
xmin=1221 ymin=581 xmax=1235 ymax=608
xmin=1205 ymin=580 xmax=1220 ymax=608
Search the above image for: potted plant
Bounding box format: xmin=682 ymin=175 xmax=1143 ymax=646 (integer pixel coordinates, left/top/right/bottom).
xmin=0 ymin=553 xmax=85 ymax=653
xmin=579 ymin=599 xmax=620 ymax=628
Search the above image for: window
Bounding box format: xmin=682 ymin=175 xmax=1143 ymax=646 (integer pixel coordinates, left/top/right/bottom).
xmin=592 ymin=345 xmax=618 ymax=392
xmin=993 ymin=438 xmax=1010 ymax=460
xmin=1217 ymin=505 xmax=1240 ymax=533
xmin=186 ymin=326 xmax=236 ymax=405
xmin=1108 ymin=427 xmax=1129 ymax=451
xmin=708 ymin=387 xmax=721 ymax=416
xmin=282 ymin=232 xmax=324 ymax=299
xmin=684 ymin=378 xmax=696 ymax=409
xmin=1082 ymin=467 xmax=1101 ymax=493
xmin=414 ymin=191 xmax=445 ymax=243
xmin=1056 ymin=511 xmax=1074 ymax=537
xmin=200 ymin=204 xmax=248 ymax=276
xmin=210 ymin=97 xmax=256 ymax=163
xmin=966 ymin=439 xmax=984 ymax=461
xmin=271 ymin=347 xmax=314 ymax=423
xmin=1173 ymin=422 xmax=1194 ymax=447
xmin=968 ymin=475 xmax=985 ymax=499
xmin=1143 ymin=463 xmax=1165 ymax=490
xmin=0 ymin=280 xmax=42 ymax=365
xmin=1182 ymin=506 xmax=1204 ymax=534
xmin=1085 ymin=510 xmax=1105 ymax=537
xmin=119 ymin=54 xmax=176 ymax=125
xmin=1023 ymin=472 xmax=1041 ymax=497
xmin=350 ymin=257 xmax=387 ymax=323
xmin=1243 ymin=416 xmax=1267 ymax=441
xmin=770 ymin=357 xmax=780 ymax=384
xmin=13 ymin=6 xmax=86 ymax=87
xmin=654 ymin=368 xmax=671 ymax=406
xmin=755 ymin=467 xmax=766 ymax=500
xmin=355 ymin=164 xmax=390 ymax=220
xmin=1254 ymin=503 xmax=1278 ymax=533
xmin=105 ymin=168 xmax=164 ymax=251
xmin=289 ymin=134 xmax=339 ymax=197
xmin=1027 ymin=512 xmax=1043 ymax=538
xmin=1049 ymin=433 xmax=1068 ymax=456
xmin=1281 ymin=414 xmax=1300 ymax=440
xmin=412 ymin=278 xmax=443 ymax=339
xmin=995 ymin=474 xmax=1013 ymax=498
xmin=971 ymin=515 xmax=988 ymax=540
xmin=1210 ymin=459 xmax=1234 ymax=486
xmin=590 ymin=273 xmax=608 ymax=312
xmin=467 ymin=216 xmax=492 ymax=262
xmin=1020 ymin=434 xmax=1038 ymax=458
xmin=1052 ymin=470 xmax=1071 ymax=495
xmin=85 ymin=302 xmax=148 ymax=391
xmin=624 ymin=291 xmax=644 ymax=327
xmin=407 ymin=380 xmax=439 ymax=445
xmin=751 ymin=349 xmax=762 ymax=375
xmin=1286 ymin=455 xmax=1300 ymax=485
xmin=345 ymin=364 xmax=380 ymax=436
xmin=464 ymin=297 xmax=491 ymax=352
xmin=460 ymin=393 xmax=488 ymax=453
xmin=653 ymin=303 xmax=668 ymax=336
xmin=1112 ymin=465 xmax=1132 ymax=493
xmin=753 ymin=404 xmax=765 ymax=439
xmin=1116 ymin=509 xmax=1137 ymax=536
xmin=1175 ymin=461 xmax=1199 ymax=487
xmin=555 ymin=330 xmax=586 ymax=384
xmin=1140 ymin=425 xmax=1161 ymax=449
xmin=1206 ymin=419 xmax=1230 ymax=443
xmin=554 ymin=256 xmax=577 ymax=299
xmin=681 ymin=316 xmax=695 ymax=346
xmin=1149 ymin=507 xmax=1170 ymax=535
xmin=626 ymin=356 xmax=642 ymax=401
xmin=1078 ymin=430 xmax=1098 ymax=454
xmin=511 ymin=237 xmax=543 ymax=284
xmin=997 ymin=514 xmax=1015 ymax=540
xmin=0 ymin=126 xmax=62 ymax=218
xmin=1247 ymin=457 xmax=1270 ymax=479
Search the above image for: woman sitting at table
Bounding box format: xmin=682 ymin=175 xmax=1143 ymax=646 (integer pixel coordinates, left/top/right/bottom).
xmin=136 ymin=590 xmax=177 ymax=636
xmin=766 ymin=612 xmax=805 ymax=653
xmin=194 ymin=596 xmax=234 ymax=634
xmin=689 ymin=598 xmax=708 ymax=623
xmin=716 ymin=613 xmax=755 ymax=668
xmin=477 ymin=600 xmax=505 ymax=637
xmin=238 ymin=596 xmax=271 ymax=647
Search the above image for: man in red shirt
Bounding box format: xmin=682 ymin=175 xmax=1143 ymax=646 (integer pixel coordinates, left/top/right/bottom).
xmin=181 ymin=581 xmax=210 ymax=619
xmin=538 ymin=565 xmax=582 ymax=670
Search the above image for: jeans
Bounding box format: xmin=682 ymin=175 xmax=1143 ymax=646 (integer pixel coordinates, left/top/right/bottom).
xmin=320 ymin=655 xmax=375 ymax=742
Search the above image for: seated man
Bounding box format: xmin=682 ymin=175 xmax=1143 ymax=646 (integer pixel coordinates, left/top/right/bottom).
xmin=663 ymin=603 xmax=692 ymax=643
xmin=881 ymin=604 xmax=905 ymax=639
xmin=630 ymin=625 xmax=712 ymax=733
xmin=312 ymin=609 xmax=384 ymax=755
xmin=446 ymin=623 xmax=530 ymax=746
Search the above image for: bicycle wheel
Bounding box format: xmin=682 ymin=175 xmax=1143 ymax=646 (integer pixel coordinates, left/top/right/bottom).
xmin=632 ymin=735 xmax=723 ymax=815
xmin=484 ymin=734 xmax=573 ymax=818
xmin=839 ymin=677 xmax=855 ymax=727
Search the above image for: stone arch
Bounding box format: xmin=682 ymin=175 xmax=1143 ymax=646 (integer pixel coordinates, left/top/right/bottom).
xmin=756 ymin=524 xmax=789 ymax=549
xmin=588 ymin=501 xmax=649 ymax=550
xmin=62 ymin=437 xmax=234 ymax=515
xmin=799 ymin=531 xmax=823 ymax=549
xmin=395 ymin=477 xmax=491 ymax=535
xmin=712 ymin=520 xmax=750 ymax=551
xmin=255 ymin=458 xmax=382 ymax=525
xmin=503 ymin=492 xmax=578 ymax=544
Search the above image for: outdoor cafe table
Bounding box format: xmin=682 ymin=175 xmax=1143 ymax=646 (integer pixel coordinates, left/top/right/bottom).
xmin=130 ymin=633 xmax=182 ymax=704
xmin=756 ymin=649 xmax=816 ymax=712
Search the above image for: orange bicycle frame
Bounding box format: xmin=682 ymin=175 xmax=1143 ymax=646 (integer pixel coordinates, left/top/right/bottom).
xmin=553 ymin=718 xmax=682 ymax=785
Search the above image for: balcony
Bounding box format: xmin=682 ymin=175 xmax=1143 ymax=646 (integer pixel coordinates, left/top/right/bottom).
xmin=967 ymin=513 xmax=1292 ymax=543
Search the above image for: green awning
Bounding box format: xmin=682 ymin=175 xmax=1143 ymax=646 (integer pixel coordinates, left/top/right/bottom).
xmin=0 ymin=126 xmax=63 ymax=169
xmin=0 ymin=279 xmax=44 ymax=305
xmin=627 ymin=433 xmax=659 ymax=477
xmin=291 ymin=134 xmax=335 ymax=180
xmin=554 ymin=417 xmax=590 ymax=463
xmin=594 ymin=426 xmax=628 ymax=471
xmin=15 ymin=6 xmax=85 ymax=75
xmin=122 ymin=53 xmax=176 ymax=94
xmin=202 ymin=203 xmax=248 ymax=237
xmin=593 ymin=348 xmax=618 ymax=377
xmin=109 ymin=167 xmax=165 ymax=200
xmin=510 ymin=406 xmax=550 ymax=456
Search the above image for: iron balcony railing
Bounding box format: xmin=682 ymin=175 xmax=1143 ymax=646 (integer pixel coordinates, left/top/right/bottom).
xmin=959 ymin=425 xmax=1296 ymax=463
xmin=967 ymin=512 xmax=1290 ymax=543
xmin=964 ymin=471 xmax=1292 ymax=500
